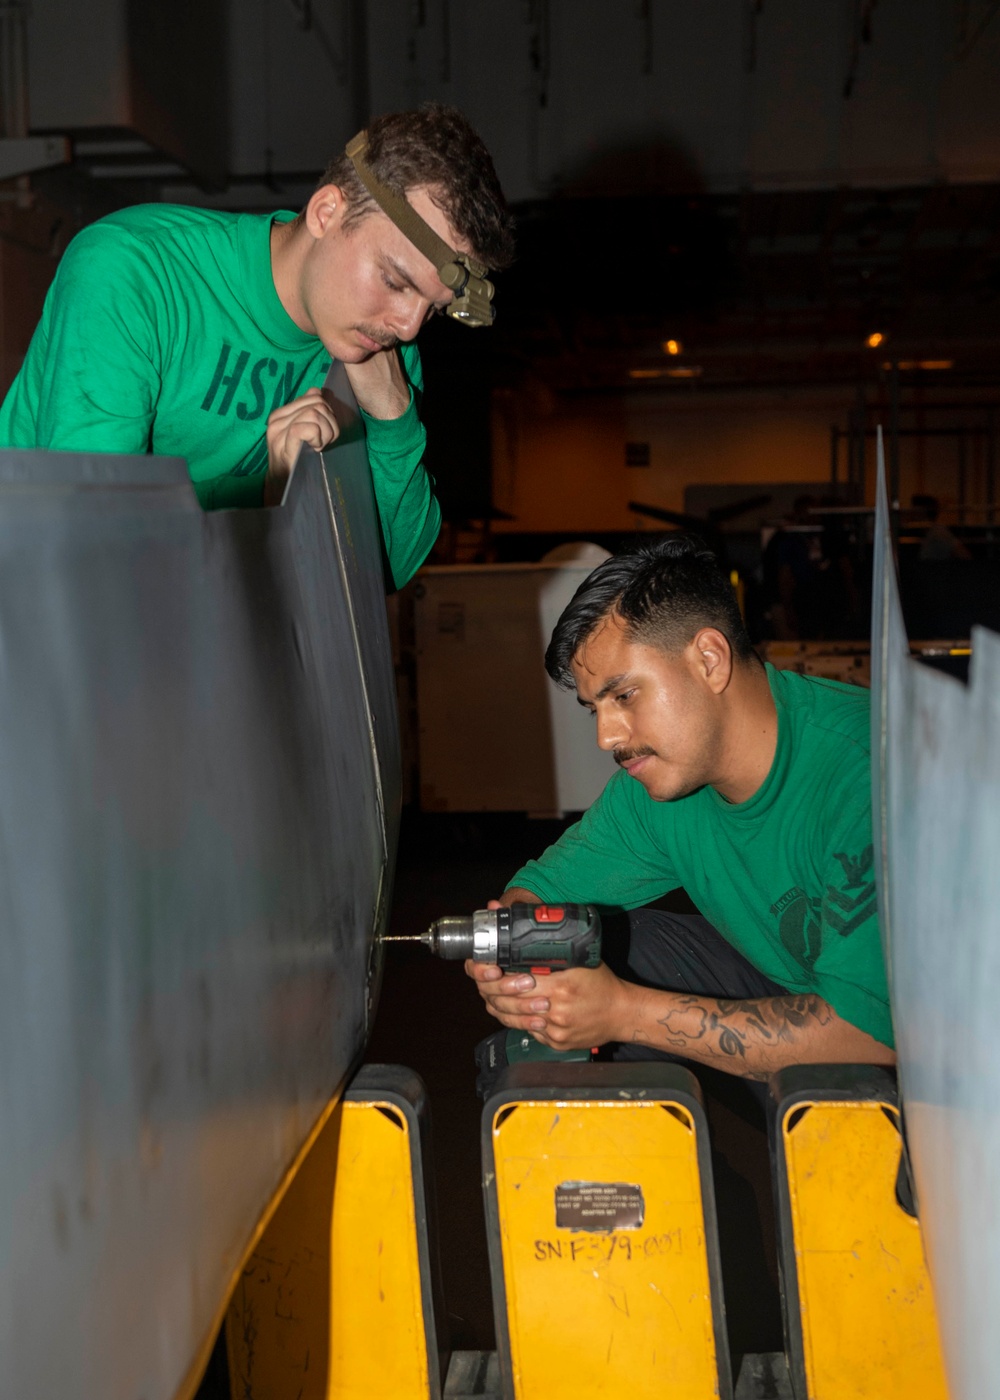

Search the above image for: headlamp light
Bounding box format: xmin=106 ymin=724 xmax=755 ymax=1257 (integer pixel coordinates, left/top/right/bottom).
xmin=345 ymin=130 xmax=496 ymax=327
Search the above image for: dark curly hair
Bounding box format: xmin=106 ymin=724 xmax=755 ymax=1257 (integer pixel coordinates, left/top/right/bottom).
xmin=319 ymin=102 xmax=515 ymax=271
xmin=545 ymin=536 xmax=756 ymax=688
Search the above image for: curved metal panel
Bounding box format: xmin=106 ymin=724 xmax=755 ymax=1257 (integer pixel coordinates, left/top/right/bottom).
xmin=0 ymin=364 xmax=400 ymax=1400
xmin=872 ymin=433 xmax=1000 ymax=1400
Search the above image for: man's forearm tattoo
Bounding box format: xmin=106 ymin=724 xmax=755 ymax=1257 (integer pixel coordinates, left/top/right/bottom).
xmin=634 ymin=994 xmax=834 ymax=1079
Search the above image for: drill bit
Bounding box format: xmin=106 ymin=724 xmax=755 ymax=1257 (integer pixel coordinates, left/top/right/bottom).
xmin=383 ymin=916 xmax=479 ymax=960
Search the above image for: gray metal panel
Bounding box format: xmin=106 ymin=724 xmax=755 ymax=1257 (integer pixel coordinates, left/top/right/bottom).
xmin=0 ymin=363 xmax=399 ymax=1399
xmin=872 ymin=433 xmax=1000 ymax=1400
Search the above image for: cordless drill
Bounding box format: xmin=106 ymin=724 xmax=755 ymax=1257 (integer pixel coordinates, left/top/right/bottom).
xmin=385 ymin=903 xmax=602 ymax=1097
xmin=386 ymin=902 xmax=601 ymax=972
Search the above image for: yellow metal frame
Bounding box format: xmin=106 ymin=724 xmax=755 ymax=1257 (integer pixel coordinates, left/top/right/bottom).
xmin=174 ymin=1068 xmax=440 ymax=1400
xmin=488 ymin=1093 xmax=726 ymax=1400
xmin=780 ymin=1097 xmax=949 ymax=1400
xmin=223 ymin=1081 xmax=439 ymax=1400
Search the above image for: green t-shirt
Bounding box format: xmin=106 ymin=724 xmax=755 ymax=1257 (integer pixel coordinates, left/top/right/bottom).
xmin=0 ymin=203 xmax=440 ymax=586
xmin=510 ymin=666 xmax=891 ymax=1047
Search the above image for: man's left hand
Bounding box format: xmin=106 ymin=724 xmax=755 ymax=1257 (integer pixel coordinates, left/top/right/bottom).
xmin=344 ymin=347 xmax=411 ymax=420
xmin=465 ymin=960 xmax=634 ymax=1052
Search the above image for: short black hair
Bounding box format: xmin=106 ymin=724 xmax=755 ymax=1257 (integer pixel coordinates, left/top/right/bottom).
xmin=544 ymin=535 xmax=755 ymax=688
xmin=320 ymin=102 xmax=515 ymax=271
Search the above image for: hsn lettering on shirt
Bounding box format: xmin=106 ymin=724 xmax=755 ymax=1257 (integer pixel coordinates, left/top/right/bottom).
xmin=200 ymin=344 xmax=329 ymax=424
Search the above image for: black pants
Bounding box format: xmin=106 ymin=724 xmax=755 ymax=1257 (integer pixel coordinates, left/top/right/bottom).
xmin=609 ymin=908 xmax=788 ymax=1098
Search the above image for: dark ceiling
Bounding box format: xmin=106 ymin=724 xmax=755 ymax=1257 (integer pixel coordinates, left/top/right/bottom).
xmin=485 ymin=180 xmax=1000 ymax=394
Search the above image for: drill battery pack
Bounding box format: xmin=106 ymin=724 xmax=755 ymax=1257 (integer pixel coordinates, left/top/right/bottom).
xmin=473 ymin=1029 xmax=591 ymax=1101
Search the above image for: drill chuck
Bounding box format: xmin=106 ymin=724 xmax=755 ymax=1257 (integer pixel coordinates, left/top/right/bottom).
xmin=423 ymin=913 xmax=497 ymax=961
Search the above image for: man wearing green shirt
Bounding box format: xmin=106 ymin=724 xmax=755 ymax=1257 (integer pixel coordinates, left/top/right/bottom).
xmin=0 ymin=104 xmax=514 ymax=588
xmin=467 ymin=537 xmax=895 ymax=1080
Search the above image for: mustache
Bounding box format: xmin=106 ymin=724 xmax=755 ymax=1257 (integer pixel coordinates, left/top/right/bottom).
xmin=357 ymin=324 xmax=398 ymax=350
xmin=613 ymin=745 xmax=658 ymax=767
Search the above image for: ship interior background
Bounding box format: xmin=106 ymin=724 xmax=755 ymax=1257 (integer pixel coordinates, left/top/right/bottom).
xmin=3 ymin=0 xmax=1000 ymax=1389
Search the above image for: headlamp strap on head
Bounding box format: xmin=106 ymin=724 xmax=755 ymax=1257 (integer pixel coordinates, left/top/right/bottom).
xmin=345 ymin=129 xmax=495 ymax=325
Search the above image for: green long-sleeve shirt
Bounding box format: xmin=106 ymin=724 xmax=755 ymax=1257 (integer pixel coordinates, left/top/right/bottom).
xmin=0 ymin=203 xmax=440 ymax=587
xmin=510 ymin=666 xmax=892 ymax=1047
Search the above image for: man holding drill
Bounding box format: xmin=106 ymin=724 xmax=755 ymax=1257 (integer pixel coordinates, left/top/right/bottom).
xmin=466 ymin=536 xmax=895 ymax=1080
xmin=0 ymin=104 xmax=514 ymax=587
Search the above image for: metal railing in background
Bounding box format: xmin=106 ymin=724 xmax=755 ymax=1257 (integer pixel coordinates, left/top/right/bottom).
xmin=832 ymin=412 xmax=999 ymax=528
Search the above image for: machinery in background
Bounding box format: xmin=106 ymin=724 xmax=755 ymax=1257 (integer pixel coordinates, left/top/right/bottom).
xmin=759 ymin=638 xmax=971 ymax=687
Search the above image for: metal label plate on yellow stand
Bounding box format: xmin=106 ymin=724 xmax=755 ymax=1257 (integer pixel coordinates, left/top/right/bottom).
xmin=770 ymin=1065 xmax=949 ymax=1400
xmin=483 ymin=1063 xmax=732 ymax=1400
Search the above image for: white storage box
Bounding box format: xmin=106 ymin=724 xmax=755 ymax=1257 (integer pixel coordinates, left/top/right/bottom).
xmin=413 ymin=562 xmax=617 ymax=813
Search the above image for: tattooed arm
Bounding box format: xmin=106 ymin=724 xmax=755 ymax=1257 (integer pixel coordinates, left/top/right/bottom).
xmin=628 ymin=988 xmax=896 ymax=1080
xmin=467 ymin=963 xmax=896 ymax=1079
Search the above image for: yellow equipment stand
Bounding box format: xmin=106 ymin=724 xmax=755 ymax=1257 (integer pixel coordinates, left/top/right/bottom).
xmin=769 ymin=1065 xmax=949 ymax=1400
xmin=226 ymin=1064 xmax=447 ymax=1400
xmin=482 ymin=1062 xmax=732 ymax=1400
